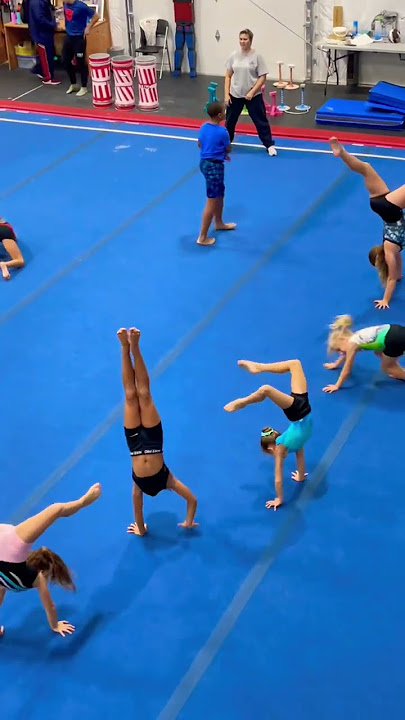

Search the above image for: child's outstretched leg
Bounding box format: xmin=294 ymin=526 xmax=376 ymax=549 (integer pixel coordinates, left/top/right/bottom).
xmin=238 ymin=358 xmax=307 ymax=394
xmin=128 ymin=327 xmax=160 ymax=428
xmin=224 ymin=383 xmax=294 ymax=413
xmin=167 ymin=475 xmax=198 ymax=528
xmin=329 ymin=137 xmax=389 ymax=197
xmin=118 ymin=328 xmax=142 ymax=430
xmin=14 ymin=484 xmax=101 ymax=544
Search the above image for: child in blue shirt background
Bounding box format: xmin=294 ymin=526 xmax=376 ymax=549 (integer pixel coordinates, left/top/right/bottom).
xmin=62 ymin=0 xmax=99 ymax=97
xmin=197 ymin=102 xmax=236 ymax=246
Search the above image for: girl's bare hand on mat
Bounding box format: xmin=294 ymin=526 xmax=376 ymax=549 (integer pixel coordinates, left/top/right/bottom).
xmin=127 ymin=523 xmax=147 ymax=536
xmin=374 ymin=299 xmax=389 ymax=309
xmin=54 ymin=621 xmax=75 ymax=637
xmin=322 ymin=384 xmax=339 ymax=393
xmin=266 ymin=498 xmax=282 ymax=511
xmin=291 ymin=471 xmax=307 ymax=482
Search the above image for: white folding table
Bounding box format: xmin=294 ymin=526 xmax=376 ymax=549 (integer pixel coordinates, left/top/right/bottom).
xmin=318 ymin=40 xmax=405 ymax=94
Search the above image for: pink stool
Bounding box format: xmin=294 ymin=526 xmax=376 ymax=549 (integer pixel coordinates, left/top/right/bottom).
xmin=268 ymin=91 xmax=283 ymax=117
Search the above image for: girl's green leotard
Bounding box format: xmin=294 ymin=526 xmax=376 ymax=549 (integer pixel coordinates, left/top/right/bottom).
xmin=349 ymin=324 xmax=405 ymax=358
xmin=348 ymin=325 xmax=390 ymax=352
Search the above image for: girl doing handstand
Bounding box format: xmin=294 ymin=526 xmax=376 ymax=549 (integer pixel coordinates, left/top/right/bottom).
xmin=224 ymin=359 xmax=313 ymax=511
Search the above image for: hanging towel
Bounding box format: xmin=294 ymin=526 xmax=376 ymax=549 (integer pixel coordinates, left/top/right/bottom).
xmin=140 ymin=18 xmax=158 ymax=46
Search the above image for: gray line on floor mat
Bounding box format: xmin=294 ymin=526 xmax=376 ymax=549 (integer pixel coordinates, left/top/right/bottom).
xmin=9 ymin=169 xmax=348 ymax=522
xmin=157 ymin=372 xmax=380 ymax=720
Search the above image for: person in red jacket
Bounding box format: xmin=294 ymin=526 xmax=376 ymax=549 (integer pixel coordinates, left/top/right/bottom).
xmin=0 ymin=218 xmax=25 ymax=280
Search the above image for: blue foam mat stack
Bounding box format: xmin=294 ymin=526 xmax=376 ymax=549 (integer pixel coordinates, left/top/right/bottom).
xmin=315 ymin=81 xmax=405 ymax=129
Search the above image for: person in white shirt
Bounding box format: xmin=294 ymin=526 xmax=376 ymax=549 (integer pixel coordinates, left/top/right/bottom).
xmin=224 ymin=28 xmax=276 ymax=156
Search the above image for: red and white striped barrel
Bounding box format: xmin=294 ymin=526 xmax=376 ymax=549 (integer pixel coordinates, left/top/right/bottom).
xmin=135 ymin=56 xmax=159 ymax=111
xmin=89 ymin=53 xmax=112 ymax=108
xmin=112 ymin=55 xmax=135 ymax=110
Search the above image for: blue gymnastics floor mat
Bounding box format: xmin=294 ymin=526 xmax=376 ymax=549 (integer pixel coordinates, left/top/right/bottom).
xmin=369 ymin=81 xmax=405 ymax=112
xmin=315 ymin=98 xmax=405 ymax=129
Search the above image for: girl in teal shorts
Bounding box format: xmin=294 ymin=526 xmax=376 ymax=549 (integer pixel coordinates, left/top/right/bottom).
xmin=224 ymin=359 xmax=313 ymax=511
xmin=323 ymin=314 xmax=405 ymax=393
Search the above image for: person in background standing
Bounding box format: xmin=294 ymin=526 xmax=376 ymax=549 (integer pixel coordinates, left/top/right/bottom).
xmin=62 ymin=0 xmax=99 ymax=97
xmin=224 ymin=28 xmax=276 ymax=156
xmin=28 ymin=0 xmax=61 ymax=85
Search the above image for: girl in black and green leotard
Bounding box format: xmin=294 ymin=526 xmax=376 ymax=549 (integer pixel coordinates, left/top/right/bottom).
xmin=323 ymin=314 xmax=405 ymax=393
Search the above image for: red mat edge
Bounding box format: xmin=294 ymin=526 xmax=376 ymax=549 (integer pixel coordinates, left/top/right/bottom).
xmin=2 ymin=99 xmax=405 ymax=149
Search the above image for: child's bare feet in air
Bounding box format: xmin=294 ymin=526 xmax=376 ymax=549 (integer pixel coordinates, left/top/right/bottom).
xmin=128 ymin=327 xmax=141 ymax=349
xmin=117 ymin=328 xmax=129 ymax=346
xmin=329 ymin=137 xmax=343 ymax=157
xmin=238 ymin=360 xmax=260 ymax=374
xmin=81 ymin=483 xmax=102 ymax=507
xmin=224 ymin=399 xmax=242 ymax=412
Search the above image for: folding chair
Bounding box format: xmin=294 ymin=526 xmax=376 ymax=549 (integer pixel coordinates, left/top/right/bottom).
xmin=135 ymin=19 xmax=172 ymax=79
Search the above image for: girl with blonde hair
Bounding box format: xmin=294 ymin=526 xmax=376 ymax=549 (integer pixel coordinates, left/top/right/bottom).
xmin=0 ymin=483 xmax=101 ymax=638
xmin=329 ymin=137 xmax=403 ymax=310
xmin=323 ymin=315 xmax=405 ymax=393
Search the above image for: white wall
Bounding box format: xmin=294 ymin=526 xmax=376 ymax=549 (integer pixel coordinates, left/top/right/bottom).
xmin=315 ymin=0 xmax=405 ymax=84
xmin=108 ymin=0 xmax=128 ymax=51
xmin=108 ymin=0 xmax=308 ymax=80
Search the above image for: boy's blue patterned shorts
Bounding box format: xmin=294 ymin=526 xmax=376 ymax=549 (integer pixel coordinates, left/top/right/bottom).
xmin=200 ymin=159 xmax=225 ymax=199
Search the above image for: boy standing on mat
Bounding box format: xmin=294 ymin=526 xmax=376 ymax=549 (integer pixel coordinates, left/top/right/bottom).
xmin=197 ymin=101 xmax=236 ymax=246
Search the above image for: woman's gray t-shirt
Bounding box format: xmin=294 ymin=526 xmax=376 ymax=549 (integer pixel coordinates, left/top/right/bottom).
xmin=225 ymin=50 xmax=268 ymax=98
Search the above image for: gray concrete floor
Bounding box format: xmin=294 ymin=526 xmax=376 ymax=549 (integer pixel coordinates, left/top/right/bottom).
xmin=0 ymin=63 xmax=400 ymax=137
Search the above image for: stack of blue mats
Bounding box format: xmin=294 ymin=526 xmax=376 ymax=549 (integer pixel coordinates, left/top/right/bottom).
xmin=315 ymin=98 xmax=405 ymax=129
xmin=368 ymin=81 xmax=405 ymax=112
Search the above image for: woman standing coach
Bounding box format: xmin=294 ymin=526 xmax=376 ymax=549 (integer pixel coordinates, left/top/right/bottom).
xmin=224 ymin=28 xmax=276 ymax=156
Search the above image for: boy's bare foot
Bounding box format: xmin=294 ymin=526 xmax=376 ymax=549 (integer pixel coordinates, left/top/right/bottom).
xmin=215 ymin=222 xmax=236 ymax=231
xmin=127 ymin=522 xmax=147 ymax=536
xmin=238 ymin=360 xmax=261 ymax=374
xmin=329 ymin=137 xmax=343 ymax=157
xmin=81 ymin=483 xmax=102 ymax=507
xmin=197 ymin=237 xmax=216 ymax=246
xmin=0 ymin=262 xmax=10 ymax=280
xmin=178 ymin=521 xmax=199 ymax=528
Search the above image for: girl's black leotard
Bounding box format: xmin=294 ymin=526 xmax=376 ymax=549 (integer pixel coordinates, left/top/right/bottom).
xmin=0 ymin=561 xmax=38 ymax=591
xmin=0 ymin=221 xmax=17 ymax=244
xmin=370 ymin=195 xmax=405 ymax=250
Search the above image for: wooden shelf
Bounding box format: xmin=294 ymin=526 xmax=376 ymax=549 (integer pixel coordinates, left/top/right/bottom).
xmin=3 ymin=0 xmax=112 ymax=70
